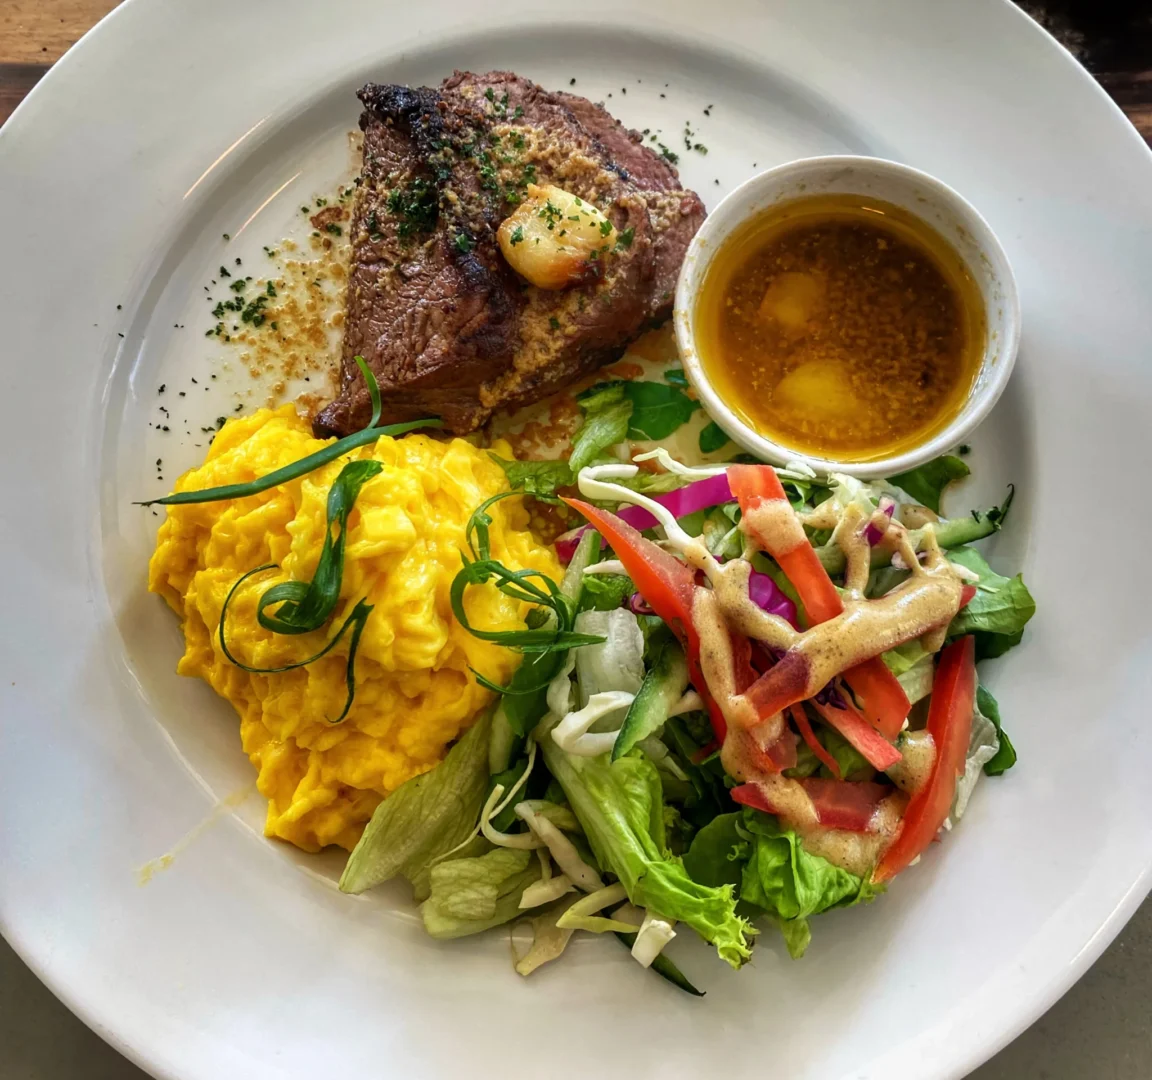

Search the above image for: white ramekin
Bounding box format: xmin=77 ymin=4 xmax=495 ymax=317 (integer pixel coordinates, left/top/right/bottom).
xmin=673 ymin=156 xmax=1020 ymax=478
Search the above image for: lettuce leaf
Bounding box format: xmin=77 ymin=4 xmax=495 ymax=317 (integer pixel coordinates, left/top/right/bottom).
xmin=946 ymin=546 xmax=1036 ymax=656
xmin=683 ymin=813 xmax=746 ymax=891
xmin=624 ymin=382 xmax=702 ymax=440
xmin=492 ymin=456 xmax=572 ymax=496
xmin=340 ymin=711 xmax=493 ymax=896
xmin=579 ymin=573 xmax=635 ymax=613
xmin=579 ymin=380 xmax=702 ymax=443
xmin=738 ymin=811 xmax=879 ymax=959
xmin=976 ymin=683 xmax=1017 ymax=776
xmin=887 ymin=454 xmax=970 ymax=513
xmin=571 ymin=384 xmax=633 ymax=474
xmin=491 ymin=383 xmax=634 ymax=496
xmin=420 ymin=848 xmax=541 ymax=939
xmin=698 ymin=420 xmax=731 ymax=454
xmin=538 ymin=715 xmax=753 ymax=968
xmin=953 ymin=697 xmax=1001 ymax=821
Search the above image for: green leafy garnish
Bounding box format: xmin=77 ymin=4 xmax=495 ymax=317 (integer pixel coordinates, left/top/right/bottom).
xmin=216 ymin=457 xmax=383 ymax=723
xmin=218 ymin=569 xmax=372 ymax=724
xmin=579 ymin=572 xmax=635 ymax=613
xmin=578 ymin=379 xmax=701 ymax=443
xmin=570 ymin=383 xmax=632 ymax=473
xmin=698 ymin=420 xmax=731 ymax=454
xmin=255 ymin=459 xmax=382 ymax=634
xmin=139 ymin=358 xmax=439 ymax=507
xmin=623 ymin=381 xmax=702 ymax=440
xmin=976 ymin=683 xmax=1017 ymax=776
xmin=450 ymin=492 xmax=603 ymax=655
xmin=946 ymin=546 xmax=1036 ymax=658
xmin=490 ymin=456 xmax=573 ymax=496
xmin=887 ymin=454 xmax=970 ymax=513
xmin=663 ymin=368 xmax=688 ymax=387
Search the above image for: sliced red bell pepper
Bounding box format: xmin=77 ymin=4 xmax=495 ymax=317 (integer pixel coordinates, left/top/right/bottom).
xmin=562 ymin=498 xmax=728 ymax=740
xmin=730 ymin=631 xmax=757 ymax=693
xmin=757 ymin=729 xmax=798 ymax=772
xmin=960 ymin=583 xmax=977 ymax=608
xmin=843 ymin=661 xmax=910 ymax=741
xmin=730 ymin=781 xmax=775 ymax=815
xmin=799 ymin=777 xmax=891 ymax=832
xmin=809 ymin=697 xmax=902 ymax=771
xmin=790 ymin=703 xmax=841 ymax=779
xmin=728 ymin=465 xmax=842 ymax=621
xmin=731 ymin=778 xmax=890 ymax=833
xmin=873 ymin=635 xmax=977 ymax=883
xmin=728 ymin=464 xmax=910 ymax=739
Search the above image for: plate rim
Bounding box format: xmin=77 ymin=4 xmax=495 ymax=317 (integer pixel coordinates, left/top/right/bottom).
xmin=3 ymin=2 xmax=1152 ymax=1078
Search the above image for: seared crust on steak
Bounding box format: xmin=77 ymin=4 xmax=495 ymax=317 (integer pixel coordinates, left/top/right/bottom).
xmin=314 ymin=71 xmax=705 ymax=437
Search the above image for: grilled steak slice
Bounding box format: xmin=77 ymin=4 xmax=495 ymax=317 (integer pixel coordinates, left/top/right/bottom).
xmin=314 ymin=71 xmax=705 ymax=437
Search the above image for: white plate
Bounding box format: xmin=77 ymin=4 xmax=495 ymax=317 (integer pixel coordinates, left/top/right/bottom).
xmin=2 ymin=1 xmax=1150 ymax=1078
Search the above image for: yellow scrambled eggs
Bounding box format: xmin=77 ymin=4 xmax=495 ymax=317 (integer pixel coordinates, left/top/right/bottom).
xmin=149 ymin=405 xmax=559 ymax=852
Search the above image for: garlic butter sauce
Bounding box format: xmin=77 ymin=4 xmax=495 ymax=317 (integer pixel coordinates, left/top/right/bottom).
xmin=695 ymin=194 xmax=985 ymax=463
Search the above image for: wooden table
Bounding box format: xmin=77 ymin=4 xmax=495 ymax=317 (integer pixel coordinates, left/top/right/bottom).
xmin=2 ymin=3 xmax=1150 ymax=1080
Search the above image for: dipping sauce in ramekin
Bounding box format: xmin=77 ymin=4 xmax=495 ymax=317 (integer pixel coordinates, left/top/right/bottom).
xmin=675 ymin=157 xmax=1020 ymax=477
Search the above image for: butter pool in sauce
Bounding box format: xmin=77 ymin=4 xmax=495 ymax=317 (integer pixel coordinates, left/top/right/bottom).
xmin=696 ymin=194 xmax=985 ymax=462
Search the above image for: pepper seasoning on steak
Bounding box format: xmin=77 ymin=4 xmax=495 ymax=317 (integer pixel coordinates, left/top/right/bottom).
xmin=313 ymin=70 xmax=705 ymax=438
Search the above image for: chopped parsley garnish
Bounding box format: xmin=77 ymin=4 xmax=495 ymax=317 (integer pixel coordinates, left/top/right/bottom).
xmin=385 ymin=177 xmax=438 ymax=238
xmin=538 ymin=200 xmax=563 ymax=230
xmin=510 ymin=225 xmax=525 ymax=246
xmin=478 ymin=153 xmax=499 ymax=192
xmin=598 ymin=219 xmax=613 ymax=237
xmin=229 ymin=279 xmax=247 ymax=293
xmin=325 ymin=223 xmax=343 ymax=235
xmin=616 ymin=227 xmax=635 ymax=250
xmin=549 ymin=316 xmax=561 ymax=330
xmin=218 ymin=265 xmax=231 ymax=278
xmin=454 ymin=232 xmax=475 ymax=253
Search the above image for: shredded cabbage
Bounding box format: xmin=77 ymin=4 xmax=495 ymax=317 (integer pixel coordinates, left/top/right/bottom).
xmin=583 ymin=559 xmax=629 ymax=576
xmin=512 ymin=894 xmax=583 ymax=976
xmin=519 ymin=874 xmax=575 ymax=909
xmin=552 ymin=691 xmax=635 ymax=757
xmin=573 ymin=609 xmax=645 ymax=705
xmin=556 ymin=883 xmax=636 ymax=933
xmin=631 ymin=910 xmax=677 ymax=968
xmin=516 ymin=801 xmax=604 ymax=891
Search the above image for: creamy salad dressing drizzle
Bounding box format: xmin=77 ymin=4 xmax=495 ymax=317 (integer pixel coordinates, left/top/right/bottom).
xmin=576 ymin=462 xmax=967 ymax=875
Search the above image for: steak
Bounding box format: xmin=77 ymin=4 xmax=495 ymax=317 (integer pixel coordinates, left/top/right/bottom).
xmin=313 ymin=71 xmax=705 ymax=437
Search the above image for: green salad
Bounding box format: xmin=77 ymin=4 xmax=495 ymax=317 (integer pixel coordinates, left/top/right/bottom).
xmin=336 ymin=374 xmax=1035 ymax=994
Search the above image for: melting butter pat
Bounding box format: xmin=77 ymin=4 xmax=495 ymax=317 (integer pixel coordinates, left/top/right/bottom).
xmin=773 ymin=359 xmax=860 ymax=421
xmin=758 ymin=271 xmax=825 ymax=335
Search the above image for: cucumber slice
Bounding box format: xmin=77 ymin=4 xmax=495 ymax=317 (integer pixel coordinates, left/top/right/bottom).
xmin=612 ymin=633 xmax=690 ymax=761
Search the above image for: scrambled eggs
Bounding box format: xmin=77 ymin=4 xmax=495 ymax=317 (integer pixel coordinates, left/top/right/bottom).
xmin=149 ymin=405 xmax=559 ymax=852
